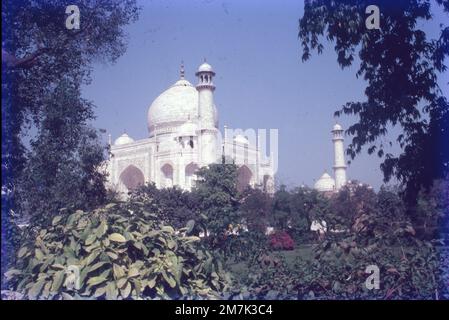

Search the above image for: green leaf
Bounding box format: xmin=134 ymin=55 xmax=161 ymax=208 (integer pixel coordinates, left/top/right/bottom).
xmin=17 ymin=247 xmax=28 ymax=258
xmin=162 ymin=270 xmax=176 ymax=288
xmin=28 ymin=279 xmax=46 ymax=299
xmin=109 ymin=233 xmax=127 ymax=243
xmin=105 ymin=282 xmax=117 ymax=300
xmin=88 ymin=261 xmax=108 ymax=273
xmin=186 ymin=220 xmax=195 ymax=234
xmin=162 ymin=226 xmax=175 ymax=233
xmin=113 ymin=264 xmax=125 ymax=279
xmin=4 ymin=269 xmax=21 ymax=279
xmin=35 ymin=248 xmax=44 ymax=261
xmin=105 ymin=203 xmax=117 ymax=209
xmin=61 ymin=292 xmax=74 ymax=300
xmin=120 ymin=282 xmax=132 ymax=299
xmin=94 ymin=286 xmax=107 ymax=298
xmin=106 ymin=251 xmax=118 ymax=260
xmin=128 ymin=267 xmax=139 ymax=278
xmin=52 ymin=215 xmax=62 ymax=226
xmin=51 ymin=270 xmax=65 ymax=293
xmin=85 ymin=234 xmax=97 ymax=246
xmin=167 ymin=239 xmax=176 ymax=249
xmin=116 ymin=278 xmax=127 ymax=289
xmin=42 ymin=281 xmax=52 ymax=299
xmin=96 ymin=220 xmax=108 ymax=238
xmin=87 ymin=276 xmax=107 ymax=286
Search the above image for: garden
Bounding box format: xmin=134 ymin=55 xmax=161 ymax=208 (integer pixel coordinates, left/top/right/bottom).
xmin=2 ymin=163 xmax=448 ymax=300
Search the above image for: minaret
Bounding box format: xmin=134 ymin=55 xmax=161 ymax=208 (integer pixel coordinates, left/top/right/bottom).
xmin=196 ymin=59 xmax=218 ymax=165
xmin=332 ymin=123 xmax=347 ymax=190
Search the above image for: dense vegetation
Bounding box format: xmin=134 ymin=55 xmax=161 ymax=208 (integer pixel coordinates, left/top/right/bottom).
xmin=2 ymin=0 xmax=140 ymax=279
xmin=3 ymin=163 xmax=449 ymax=299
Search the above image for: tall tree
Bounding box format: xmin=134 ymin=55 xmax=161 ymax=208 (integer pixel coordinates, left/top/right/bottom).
xmin=2 ymin=0 xmax=139 ymax=187
xmin=16 ymin=81 xmax=107 ymax=226
xmin=1 ymin=0 xmax=139 ymax=274
xmin=298 ymin=0 xmax=449 ymax=203
xmin=193 ymin=161 xmax=240 ymax=251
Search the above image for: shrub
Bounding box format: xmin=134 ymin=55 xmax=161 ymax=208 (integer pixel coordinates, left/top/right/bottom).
xmin=3 ymin=201 xmax=231 ymax=300
xmin=269 ymin=231 xmax=294 ymax=251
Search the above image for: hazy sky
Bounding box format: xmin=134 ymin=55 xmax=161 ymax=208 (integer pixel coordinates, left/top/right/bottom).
xmin=82 ymin=0 xmax=448 ymax=190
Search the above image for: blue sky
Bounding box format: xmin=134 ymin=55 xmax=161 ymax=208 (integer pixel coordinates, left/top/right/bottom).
xmin=82 ymin=0 xmax=448 ymax=190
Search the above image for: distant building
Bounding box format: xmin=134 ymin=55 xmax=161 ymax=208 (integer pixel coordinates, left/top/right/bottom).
xmin=106 ymin=61 xmax=275 ymax=195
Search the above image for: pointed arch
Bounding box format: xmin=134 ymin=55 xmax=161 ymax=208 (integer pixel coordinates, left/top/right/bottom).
xmin=161 ymin=163 xmax=174 ymax=188
xmin=119 ymin=165 xmax=145 ymax=191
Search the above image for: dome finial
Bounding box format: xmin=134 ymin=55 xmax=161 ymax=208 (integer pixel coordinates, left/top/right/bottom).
xmin=180 ymin=60 xmax=185 ymax=79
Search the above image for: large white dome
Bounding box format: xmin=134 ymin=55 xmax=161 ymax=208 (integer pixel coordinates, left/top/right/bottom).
xmin=147 ymin=79 xmax=198 ymax=134
xmin=147 ymin=78 xmax=218 ymax=135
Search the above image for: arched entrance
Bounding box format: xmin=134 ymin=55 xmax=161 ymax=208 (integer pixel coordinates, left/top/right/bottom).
xmin=119 ymin=165 xmax=145 ymax=191
xmin=161 ymin=163 xmax=174 ymax=188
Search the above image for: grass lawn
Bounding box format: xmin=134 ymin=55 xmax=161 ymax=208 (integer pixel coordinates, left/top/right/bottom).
xmin=228 ymin=244 xmax=317 ymax=277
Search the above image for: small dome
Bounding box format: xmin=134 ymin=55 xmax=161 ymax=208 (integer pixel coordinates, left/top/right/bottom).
xmin=333 ymin=123 xmax=343 ymax=131
xmin=114 ymin=133 xmax=134 ymax=146
xmin=234 ymin=134 xmax=249 ymax=144
xmin=178 ymin=119 xmax=198 ymax=137
xmin=198 ymin=62 xmax=213 ymax=73
xmin=314 ymin=172 xmax=335 ymax=192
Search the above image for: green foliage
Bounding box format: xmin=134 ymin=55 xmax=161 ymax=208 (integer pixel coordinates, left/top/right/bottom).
xmin=4 ymin=201 xmax=231 ymax=300
xmin=2 ymin=0 xmax=140 ymax=278
xmin=193 ymin=163 xmax=241 ymax=253
xmin=130 ymin=183 xmax=199 ymax=230
xmin=232 ymin=254 xmax=298 ymax=300
xmin=239 ymin=188 xmax=272 ymax=234
xmin=298 ymin=0 xmax=449 ymax=203
xmin=232 ymin=181 xmax=448 ymax=299
xmin=413 ymin=175 xmax=449 ymax=240
xmin=16 ymin=82 xmax=107 ymax=226
xmin=292 ymin=237 xmax=442 ymax=299
xmin=269 ymin=185 xmax=329 ymax=243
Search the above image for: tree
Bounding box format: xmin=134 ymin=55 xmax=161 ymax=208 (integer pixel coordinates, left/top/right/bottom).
xmin=413 ymin=174 xmax=449 ymax=239
xmin=298 ymin=0 xmax=449 ymax=204
xmin=239 ymin=188 xmax=272 ymax=234
xmin=271 ymin=185 xmax=292 ymax=231
xmin=2 ymin=0 xmax=140 ymax=185
xmin=288 ymin=186 xmax=329 ymax=243
xmin=1 ymin=0 xmax=140 ymax=278
xmin=193 ymin=162 xmax=240 ymax=253
xmin=130 ymin=183 xmax=199 ymax=230
xmin=16 ymin=81 xmax=107 ymax=226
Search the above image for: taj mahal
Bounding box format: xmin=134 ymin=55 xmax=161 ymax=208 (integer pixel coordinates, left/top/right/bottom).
xmin=106 ymin=61 xmax=276 ymax=195
xmin=106 ymin=60 xmax=348 ymax=196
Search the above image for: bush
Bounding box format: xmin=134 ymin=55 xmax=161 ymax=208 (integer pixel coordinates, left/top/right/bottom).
xmin=269 ymin=231 xmax=294 ymax=251
xmin=3 ymin=201 xmax=231 ymax=300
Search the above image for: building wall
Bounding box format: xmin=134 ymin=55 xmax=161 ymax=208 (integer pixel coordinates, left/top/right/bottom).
xmin=108 ymin=130 xmax=275 ymax=196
